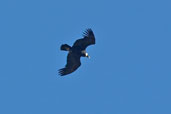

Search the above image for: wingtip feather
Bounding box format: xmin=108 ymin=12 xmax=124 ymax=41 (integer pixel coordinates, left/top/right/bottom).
xmin=82 ymin=28 xmax=95 ymax=39
xmin=58 ymin=68 xmax=66 ymax=76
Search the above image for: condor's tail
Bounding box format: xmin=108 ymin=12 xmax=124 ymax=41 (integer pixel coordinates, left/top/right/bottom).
xmin=60 ymin=44 xmax=71 ymax=51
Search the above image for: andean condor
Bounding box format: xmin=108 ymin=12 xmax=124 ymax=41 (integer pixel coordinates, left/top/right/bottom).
xmin=59 ymin=29 xmax=96 ymax=76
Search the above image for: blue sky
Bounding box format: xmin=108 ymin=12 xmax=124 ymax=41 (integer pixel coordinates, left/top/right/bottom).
xmin=0 ymin=0 xmax=171 ymax=114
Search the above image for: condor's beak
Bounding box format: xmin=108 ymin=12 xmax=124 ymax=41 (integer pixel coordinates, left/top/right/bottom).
xmin=85 ymin=52 xmax=90 ymax=59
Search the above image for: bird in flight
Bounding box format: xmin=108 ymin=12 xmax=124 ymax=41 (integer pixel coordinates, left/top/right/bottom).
xmin=59 ymin=29 xmax=96 ymax=76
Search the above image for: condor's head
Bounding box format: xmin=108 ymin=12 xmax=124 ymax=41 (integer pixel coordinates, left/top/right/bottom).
xmin=81 ymin=50 xmax=90 ymax=59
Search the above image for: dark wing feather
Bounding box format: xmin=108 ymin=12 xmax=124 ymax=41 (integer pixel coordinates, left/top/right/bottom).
xmin=73 ymin=29 xmax=95 ymax=50
xmin=58 ymin=52 xmax=81 ymax=76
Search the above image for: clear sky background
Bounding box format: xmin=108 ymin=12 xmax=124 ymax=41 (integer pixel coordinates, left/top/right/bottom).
xmin=0 ymin=0 xmax=171 ymax=114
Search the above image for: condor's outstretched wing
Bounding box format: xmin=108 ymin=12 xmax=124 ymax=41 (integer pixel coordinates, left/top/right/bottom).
xmin=73 ymin=29 xmax=95 ymax=50
xmin=58 ymin=52 xmax=81 ymax=76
